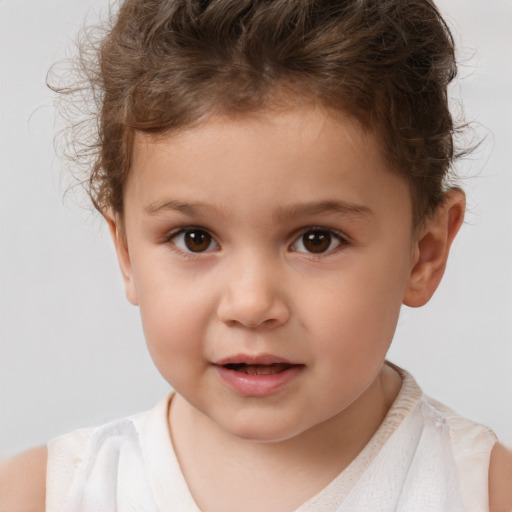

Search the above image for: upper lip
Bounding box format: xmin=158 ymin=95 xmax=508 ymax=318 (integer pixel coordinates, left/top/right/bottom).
xmin=214 ymin=353 xmax=301 ymax=366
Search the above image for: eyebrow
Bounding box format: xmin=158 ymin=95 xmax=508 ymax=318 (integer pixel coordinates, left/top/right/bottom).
xmin=271 ymin=200 xmax=374 ymax=222
xmin=144 ymin=199 xmax=219 ymax=217
xmin=144 ymin=198 xmax=373 ymax=220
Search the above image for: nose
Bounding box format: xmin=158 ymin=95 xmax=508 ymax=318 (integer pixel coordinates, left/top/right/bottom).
xmin=216 ymin=256 xmax=290 ymax=329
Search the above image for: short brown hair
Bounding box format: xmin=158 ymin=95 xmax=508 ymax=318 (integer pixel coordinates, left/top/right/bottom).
xmin=55 ymin=0 xmax=461 ymax=224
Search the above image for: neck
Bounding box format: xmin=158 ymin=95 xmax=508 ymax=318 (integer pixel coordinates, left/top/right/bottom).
xmin=169 ymin=364 xmax=400 ymax=512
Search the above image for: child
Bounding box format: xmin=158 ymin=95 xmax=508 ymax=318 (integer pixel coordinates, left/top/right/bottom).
xmin=1 ymin=0 xmax=511 ymax=511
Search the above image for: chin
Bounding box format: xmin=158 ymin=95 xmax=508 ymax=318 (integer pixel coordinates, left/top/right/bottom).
xmin=219 ymin=415 xmax=309 ymax=444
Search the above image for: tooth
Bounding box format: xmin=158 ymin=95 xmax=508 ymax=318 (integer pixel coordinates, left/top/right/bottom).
xmin=237 ymin=364 xmax=291 ymax=375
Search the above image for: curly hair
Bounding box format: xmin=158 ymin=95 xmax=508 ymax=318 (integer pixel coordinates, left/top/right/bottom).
xmin=54 ymin=0 xmax=462 ymax=225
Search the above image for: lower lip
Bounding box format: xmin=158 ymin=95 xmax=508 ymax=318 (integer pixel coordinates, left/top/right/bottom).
xmin=214 ymin=365 xmax=304 ymax=397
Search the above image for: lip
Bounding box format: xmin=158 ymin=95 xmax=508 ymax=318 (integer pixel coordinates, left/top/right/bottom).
xmin=214 ymin=353 xmax=301 ymax=366
xmin=213 ymin=353 xmax=304 ymax=397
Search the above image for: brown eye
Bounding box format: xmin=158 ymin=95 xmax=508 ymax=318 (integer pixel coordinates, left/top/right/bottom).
xmin=172 ymin=229 xmax=218 ymax=253
xmin=292 ymin=229 xmax=342 ymax=254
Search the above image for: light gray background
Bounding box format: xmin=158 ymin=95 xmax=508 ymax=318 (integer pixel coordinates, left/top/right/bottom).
xmin=1 ymin=0 xmax=511 ymax=458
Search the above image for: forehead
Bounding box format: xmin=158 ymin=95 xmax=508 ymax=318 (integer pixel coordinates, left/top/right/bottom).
xmin=131 ymin=106 xmax=381 ymax=180
xmin=126 ymin=107 xmax=412 ymax=227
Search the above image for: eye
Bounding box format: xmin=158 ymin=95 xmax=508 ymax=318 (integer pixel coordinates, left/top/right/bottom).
xmin=291 ymin=229 xmax=344 ymax=254
xmin=170 ymin=228 xmax=219 ymax=253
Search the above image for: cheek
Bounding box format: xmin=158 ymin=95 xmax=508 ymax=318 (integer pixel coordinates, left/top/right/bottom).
xmin=307 ymin=248 xmax=410 ymax=362
xmin=134 ymin=271 xmax=215 ymax=371
xmin=303 ymin=276 xmax=402 ymax=413
xmin=311 ymin=293 xmax=396 ymax=363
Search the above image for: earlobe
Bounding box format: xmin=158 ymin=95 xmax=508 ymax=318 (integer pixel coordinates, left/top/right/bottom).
xmin=103 ymin=210 xmax=139 ymax=306
xmin=403 ymin=188 xmax=466 ymax=308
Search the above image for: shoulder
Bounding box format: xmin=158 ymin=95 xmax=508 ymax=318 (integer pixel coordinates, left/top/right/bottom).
xmin=427 ymin=397 xmax=512 ymax=512
xmin=0 ymin=446 xmax=47 ymax=512
xmin=489 ymin=442 xmax=512 ymax=512
xmin=422 ymin=396 xmax=498 ymax=511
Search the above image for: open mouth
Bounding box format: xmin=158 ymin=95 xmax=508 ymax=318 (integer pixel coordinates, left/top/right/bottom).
xmin=215 ymin=357 xmax=304 ymax=396
xmin=223 ymin=363 xmax=295 ymax=375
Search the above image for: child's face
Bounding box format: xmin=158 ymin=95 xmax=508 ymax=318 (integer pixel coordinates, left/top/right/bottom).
xmin=116 ymin=106 xmax=419 ymax=442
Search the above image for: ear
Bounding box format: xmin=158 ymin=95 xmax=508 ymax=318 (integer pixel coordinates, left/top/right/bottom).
xmin=103 ymin=210 xmax=139 ymax=306
xmin=403 ymin=188 xmax=465 ymax=308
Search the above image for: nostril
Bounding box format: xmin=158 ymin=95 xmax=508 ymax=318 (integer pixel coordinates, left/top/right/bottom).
xmin=223 ymin=316 xmax=286 ymax=330
xmin=216 ymin=278 xmax=291 ymax=329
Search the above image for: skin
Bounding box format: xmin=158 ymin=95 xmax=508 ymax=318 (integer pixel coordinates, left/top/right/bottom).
xmin=109 ymin=106 xmax=466 ymax=510
xmin=0 ymin=446 xmax=47 ymax=512
xmin=120 ymin=108 xmax=417 ymax=452
xmin=1 ymin=106 xmax=510 ymax=511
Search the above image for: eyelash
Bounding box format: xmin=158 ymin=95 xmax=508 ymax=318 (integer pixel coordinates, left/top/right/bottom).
xmin=165 ymin=226 xmax=348 ymax=256
xmin=289 ymin=227 xmax=348 ymax=258
xmin=166 ymin=227 xmax=219 ymax=255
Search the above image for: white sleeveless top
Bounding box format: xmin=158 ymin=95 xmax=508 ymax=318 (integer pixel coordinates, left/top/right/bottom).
xmin=46 ymin=366 xmax=496 ymax=512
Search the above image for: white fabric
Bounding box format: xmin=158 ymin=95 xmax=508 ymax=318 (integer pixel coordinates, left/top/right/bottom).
xmin=60 ymin=420 xmax=158 ymax=512
xmin=46 ymin=366 xmax=496 ymax=512
xmin=336 ymin=399 xmax=464 ymax=512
